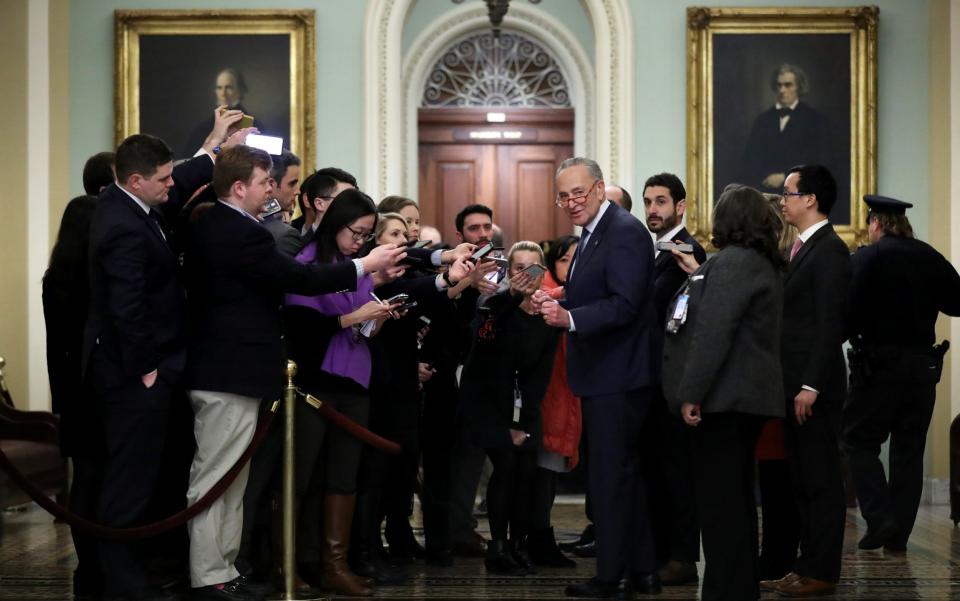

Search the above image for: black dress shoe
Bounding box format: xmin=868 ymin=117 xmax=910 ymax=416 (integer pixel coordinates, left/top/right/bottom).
xmin=858 ymin=521 xmax=898 ymax=550
xmin=572 ymin=540 xmax=597 ymax=558
xmin=565 ymin=577 xmax=621 ymax=598
xmin=191 ymin=577 xmax=260 ymax=601
xmin=626 ymin=572 xmax=662 ymax=595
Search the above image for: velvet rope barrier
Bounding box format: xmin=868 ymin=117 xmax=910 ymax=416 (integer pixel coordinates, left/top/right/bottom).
xmin=0 ymin=391 xmax=402 ymax=540
xmin=0 ymin=402 xmax=278 ymax=541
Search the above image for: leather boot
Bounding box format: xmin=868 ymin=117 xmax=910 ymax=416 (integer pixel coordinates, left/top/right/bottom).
xmin=484 ymin=539 xmax=525 ymax=575
xmin=527 ymin=527 xmax=576 ymax=568
xmin=320 ymin=494 xmax=374 ymax=596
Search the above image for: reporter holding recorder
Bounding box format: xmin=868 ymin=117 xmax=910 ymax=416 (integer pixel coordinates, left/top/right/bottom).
xmin=460 ymin=242 xmax=560 ymax=575
xmin=283 ymin=189 xmax=402 ymax=596
xmin=661 ymin=184 xmax=785 ymax=601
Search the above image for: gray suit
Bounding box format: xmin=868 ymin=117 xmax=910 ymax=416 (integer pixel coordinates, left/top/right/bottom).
xmin=262 ymin=217 xmax=306 ymax=257
xmin=662 ymin=245 xmax=784 ymax=417
xmin=660 ymin=244 xmax=784 ymax=600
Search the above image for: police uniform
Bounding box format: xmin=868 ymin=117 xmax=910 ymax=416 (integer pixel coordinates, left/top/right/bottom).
xmin=843 ymin=195 xmax=960 ymax=551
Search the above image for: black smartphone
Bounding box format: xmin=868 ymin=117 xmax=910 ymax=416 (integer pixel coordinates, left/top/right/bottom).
xmin=469 ymin=243 xmax=494 ymax=262
xmin=656 ymin=240 xmax=694 ymax=253
xmin=396 ymin=300 xmax=418 ymax=312
xmin=521 ymin=263 xmax=547 ymax=278
xmin=414 ymin=239 xmax=432 ymax=248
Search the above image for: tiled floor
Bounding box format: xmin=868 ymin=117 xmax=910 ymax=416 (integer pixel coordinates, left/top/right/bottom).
xmin=2 ymin=499 xmax=959 ymax=599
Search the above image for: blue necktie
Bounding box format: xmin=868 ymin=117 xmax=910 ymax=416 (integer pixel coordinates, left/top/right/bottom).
xmin=570 ymin=228 xmax=590 ymax=279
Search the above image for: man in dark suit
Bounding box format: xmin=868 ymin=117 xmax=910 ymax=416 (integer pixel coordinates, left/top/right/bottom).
xmin=740 ymin=64 xmax=831 ymax=195
xmin=762 ymin=164 xmax=851 ymax=597
xmin=181 ymin=145 xmax=403 ymax=600
xmin=534 ymin=157 xmax=661 ymax=598
xmin=261 ymin=149 xmax=302 ymax=255
xmin=83 ymin=133 xmax=216 ymax=601
xmin=844 ymin=195 xmax=960 ymax=552
xmin=641 ymin=173 xmax=707 ymax=585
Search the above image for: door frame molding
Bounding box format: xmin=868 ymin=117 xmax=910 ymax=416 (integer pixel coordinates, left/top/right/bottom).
xmin=363 ymin=0 xmax=633 ymax=200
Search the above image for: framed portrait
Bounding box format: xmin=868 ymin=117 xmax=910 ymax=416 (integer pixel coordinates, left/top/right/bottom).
xmin=114 ymin=9 xmax=316 ymax=167
xmin=686 ymin=6 xmax=878 ymax=249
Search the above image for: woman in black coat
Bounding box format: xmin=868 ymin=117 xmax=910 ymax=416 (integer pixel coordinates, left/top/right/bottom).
xmin=459 ymin=241 xmax=559 ymax=575
xmin=661 ymin=185 xmax=786 ymax=601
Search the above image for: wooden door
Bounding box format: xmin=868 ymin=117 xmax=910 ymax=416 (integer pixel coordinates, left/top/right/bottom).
xmin=418 ymin=108 xmax=574 ymax=247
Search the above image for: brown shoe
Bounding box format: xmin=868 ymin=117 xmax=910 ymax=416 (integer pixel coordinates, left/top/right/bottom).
xmin=319 ymin=494 xmax=374 ymax=596
xmin=760 ymin=571 xmax=801 ymax=591
xmin=775 ymin=576 xmax=837 ymax=597
xmin=657 ymin=560 xmax=698 ymax=585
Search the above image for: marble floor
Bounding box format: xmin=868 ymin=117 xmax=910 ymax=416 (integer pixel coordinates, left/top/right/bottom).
xmin=1 ymin=498 xmax=959 ymax=600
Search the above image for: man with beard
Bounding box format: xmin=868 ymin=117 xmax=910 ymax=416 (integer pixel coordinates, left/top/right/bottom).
xmin=642 ymin=173 xmax=707 ymax=586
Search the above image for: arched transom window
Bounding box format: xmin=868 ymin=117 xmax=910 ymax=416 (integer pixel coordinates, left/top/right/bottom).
xmin=422 ymin=31 xmax=571 ymax=108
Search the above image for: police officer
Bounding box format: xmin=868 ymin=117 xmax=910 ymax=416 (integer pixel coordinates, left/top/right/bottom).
xmin=844 ymin=194 xmax=960 ymax=552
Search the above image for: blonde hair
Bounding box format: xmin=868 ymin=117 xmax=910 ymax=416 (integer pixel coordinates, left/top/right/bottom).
xmin=375 ymin=212 xmax=407 ymax=240
xmin=507 ymin=241 xmax=545 ymax=267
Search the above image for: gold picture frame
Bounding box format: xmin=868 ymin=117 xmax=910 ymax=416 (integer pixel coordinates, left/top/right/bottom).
xmin=115 ymin=9 xmax=316 ymax=167
xmin=686 ymin=6 xmax=878 ymax=249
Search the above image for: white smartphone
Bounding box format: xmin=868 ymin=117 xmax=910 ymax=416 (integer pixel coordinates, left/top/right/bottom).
xmin=246 ymin=134 xmax=283 ymax=155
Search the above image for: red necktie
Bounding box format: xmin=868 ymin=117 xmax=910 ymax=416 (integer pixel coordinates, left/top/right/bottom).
xmin=789 ymin=238 xmax=804 ymax=261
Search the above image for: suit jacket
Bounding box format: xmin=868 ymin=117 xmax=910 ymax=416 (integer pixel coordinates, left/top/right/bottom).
xmin=653 ymin=227 xmax=707 ymax=325
xmin=262 ymin=218 xmax=304 ymax=257
xmin=781 ymin=223 xmax=851 ymax=402
xmin=741 ymin=102 xmax=831 ymax=194
xmin=564 ymin=202 xmax=659 ymax=396
xmin=82 ymin=184 xmax=189 ymax=388
xmin=183 ymin=201 xmax=358 ymax=400
xmin=662 ymin=246 xmax=784 ymax=417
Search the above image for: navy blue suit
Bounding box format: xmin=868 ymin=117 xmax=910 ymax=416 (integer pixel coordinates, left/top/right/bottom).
xmin=564 ymin=201 xmax=659 ymax=582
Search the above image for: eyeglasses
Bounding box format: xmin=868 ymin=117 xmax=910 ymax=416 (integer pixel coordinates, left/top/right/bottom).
xmin=345 ymin=224 xmax=375 ymax=242
xmin=555 ymin=180 xmax=600 ymax=208
xmin=781 ymin=191 xmax=807 ymax=201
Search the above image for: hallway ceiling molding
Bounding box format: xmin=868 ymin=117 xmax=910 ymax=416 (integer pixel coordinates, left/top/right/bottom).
xmin=365 ymin=0 xmax=632 ymax=200
xmin=401 ymin=1 xmax=593 ymax=196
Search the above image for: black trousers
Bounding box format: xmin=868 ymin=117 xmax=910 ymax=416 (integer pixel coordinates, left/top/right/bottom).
xmin=843 ymin=377 xmax=937 ymax=547
xmin=484 ymin=445 xmax=537 ymax=541
xmin=783 ymin=397 xmax=846 ymax=583
xmin=757 ymin=459 xmax=800 ymax=580
xmin=94 ymin=375 xmax=174 ymax=596
xmin=296 ymin=389 xmax=370 ymax=563
xmin=581 ymin=388 xmax=655 ymax=583
xmin=420 ymin=379 xmax=458 ymax=553
xmin=530 ymin=467 xmax=558 ymax=531
xmin=645 ymin=393 xmax=700 ymax=564
xmin=691 ymin=412 xmax=765 ymax=601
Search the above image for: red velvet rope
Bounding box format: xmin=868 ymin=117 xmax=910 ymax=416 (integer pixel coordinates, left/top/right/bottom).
xmin=0 ymin=392 xmax=402 ymax=540
xmin=0 ymin=405 xmax=277 ymax=541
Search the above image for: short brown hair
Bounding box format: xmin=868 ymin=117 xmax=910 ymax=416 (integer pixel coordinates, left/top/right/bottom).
xmin=870 ymin=212 xmax=914 ymax=239
xmin=212 ymin=145 xmax=272 ymax=198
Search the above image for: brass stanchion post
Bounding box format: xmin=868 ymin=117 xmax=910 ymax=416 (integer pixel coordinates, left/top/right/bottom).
xmin=271 ymin=360 xmax=326 ymax=601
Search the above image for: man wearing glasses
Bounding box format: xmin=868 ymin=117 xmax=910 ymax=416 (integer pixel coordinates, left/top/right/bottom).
xmin=533 ymin=157 xmax=660 ymax=598
xmin=761 ymin=163 xmax=850 ymax=597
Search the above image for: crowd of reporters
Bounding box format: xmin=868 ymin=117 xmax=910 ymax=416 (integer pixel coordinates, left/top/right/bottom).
xmin=41 ymin=108 xmax=960 ymax=601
